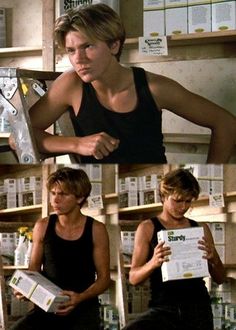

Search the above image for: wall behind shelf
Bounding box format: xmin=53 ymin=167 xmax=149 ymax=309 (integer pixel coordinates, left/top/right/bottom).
xmin=0 ymin=0 xmax=42 ymax=48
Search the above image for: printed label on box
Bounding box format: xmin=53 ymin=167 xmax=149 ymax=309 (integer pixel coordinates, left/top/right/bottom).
xmin=157 ymin=227 xmax=209 ymax=281
xmin=9 ymin=270 xmax=69 ymax=312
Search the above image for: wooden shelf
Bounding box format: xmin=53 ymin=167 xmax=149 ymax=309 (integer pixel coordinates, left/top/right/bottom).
xmin=163 ymin=133 xmax=210 ymax=145
xmin=225 ymin=264 xmax=236 ymax=269
xmin=122 ymin=30 xmax=236 ymax=63
xmin=125 ymin=30 xmax=236 ymax=47
xmin=104 ymin=193 xmax=118 ymax=199
xmin=0 ymin=133 xmax=10 ymax=139
xmin=0 ymin=30 xmax=235 ymax=60
xmin=119 ymin=191 xmax=236 ymax=215
xmin=0 ymin=204 xmax=42 ymax=216
xmin=119 ymin=202 xmax=162 ymax=215
xmin=3 ymin=265 xmax=27 ymax=271
xmin=0 ymin=46 xmax=42 ymax=58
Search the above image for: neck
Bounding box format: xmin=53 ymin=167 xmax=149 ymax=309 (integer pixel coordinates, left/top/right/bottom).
xmin=92 ymin=64 xmax=129 ymax=94
xmin=158 ymin=211 xmax=188 ymax=228
xmin=57 ymin=209 xmax=84 ymax=227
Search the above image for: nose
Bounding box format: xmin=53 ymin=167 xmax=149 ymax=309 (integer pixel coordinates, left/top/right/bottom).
xmin=74 ymin=49 xmax=87 ymax=64
xmin=52 ymin=193 xmax=60 ymax=203
xmin=179 ymin=201 xmax=188 ymax=210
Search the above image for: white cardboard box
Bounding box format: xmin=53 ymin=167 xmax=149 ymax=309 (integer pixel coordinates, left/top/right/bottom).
xmin=143 ymin=9 xmax=165 ymax=36
xmin=188 ymin=3 xmax=212 ymax=33
xmin=9 ymin=270 xmax=69 ymax=312
xmin=157 ymin=227 xmax=209 ymax=281
xmin=165 ymin=0 xmax=187 ymax=7
xmin=59 ymin=0 xmax=120 ymax=15
xmin=119 ymin=191 xmax=138 ymax=208
xmin=138 ymin=174 xmax=158 ymax=191
xmin=165 ymin=7 xmax=188 ymax=35
xmin=212 ymin=0 xmax=236 ymax=31
xmin=143 ymin=0 xmax=165 ymax=10
xmin=17 ymin=176 xmax=42 ymax=192
xmin=139 ymin=189 xmax=160 ymax=205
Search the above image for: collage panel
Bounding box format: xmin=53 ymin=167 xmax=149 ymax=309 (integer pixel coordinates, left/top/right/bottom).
xmin=0 ymin=164 xmax=121 ymax=329
xmin=0 ymin=1 xmax=236 ymax=330
xmin=119 ymin=164 xmax=236 ymax=330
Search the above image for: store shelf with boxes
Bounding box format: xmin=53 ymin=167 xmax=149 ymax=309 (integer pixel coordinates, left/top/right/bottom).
xmin=0 ymin=164 xmax=122 ymax=330
xmin=118 ymin=164 xmax=236 ymax=328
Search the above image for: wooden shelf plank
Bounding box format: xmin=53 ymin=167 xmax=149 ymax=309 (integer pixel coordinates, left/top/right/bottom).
xmin=119 ymin=192 xmax=236 ymax=214
xmin=0 ymin=30 xmax=235 ymax=59
xmin=0 ymin=46 xmax=42 ymax=58
xmin=0 ymin=204 xmax=42 ymax=216
xmin=122 ymin=30 xmax=236 ymax=63
xmin=124 ymin=30 xmax=236 ymax=47
xmin=3 ymin=265 xmax=27 ymax=270
xmin=0 ymin=133 xmax=10 ymax=139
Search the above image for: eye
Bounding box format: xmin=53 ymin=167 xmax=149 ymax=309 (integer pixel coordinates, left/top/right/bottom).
xmin=66 ymin=48 xmax=75 ymax=54
xmin=85 ymin=44 xmax=94 ymax=49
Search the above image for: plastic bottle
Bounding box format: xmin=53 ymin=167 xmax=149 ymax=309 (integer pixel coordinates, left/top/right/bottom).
xmin=24 ymin=231 xmax=33 ymax=267
xmin=14 ymin=226 xmax=28 ymax=266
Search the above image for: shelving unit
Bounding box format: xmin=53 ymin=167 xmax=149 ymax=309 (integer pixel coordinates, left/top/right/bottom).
xmin=0 ymin=165 xmax=44 ymax=329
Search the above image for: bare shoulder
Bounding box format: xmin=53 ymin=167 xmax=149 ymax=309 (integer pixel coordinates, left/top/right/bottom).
xmin=145 ymin=69 xmax=190 ymax=109
xmin=46 ymin=68 xmax=83 ymax=109
xmin=145 ymin=70 xmax=183 ymax=92
xmin=92 ymin=219 xmax=109 ymax=246
xmin=54 ymin=68 xmax=82 ymax=90
xmin=33 ymin=217 xmax=49 ymax=240
xmin=137 ymin=219 xmax=154 ymax=240
xmin=92 ymin=219 xmax=108 ymax=233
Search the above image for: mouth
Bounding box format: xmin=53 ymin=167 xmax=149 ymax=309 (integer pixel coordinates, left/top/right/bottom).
xmin=52 ymin=206 xmax=61 ymax=212
xmin=78 ymin=67 xmax=90 ymax=74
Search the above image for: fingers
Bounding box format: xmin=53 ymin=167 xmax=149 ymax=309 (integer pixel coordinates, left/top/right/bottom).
xmin=8 ymin=134 xmax=17 ymax=150
xmin=92 ymin=133 xmax=119 ymax=160
xmin=198 ymin=238 xmax=214 ymax=260
xmin=14 ymin=291 xmax=27 ymax=301
xmin=154 ymin=241 xmax=171 ymax=266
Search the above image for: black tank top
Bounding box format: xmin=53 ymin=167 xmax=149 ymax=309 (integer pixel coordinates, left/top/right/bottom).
xmin=69 ymin=67 xmax=167 ymax=163
xmin=42 ymin=214 xmax=98 ymax=305
xmin=148 ymin=217 xmax=210 ymax=306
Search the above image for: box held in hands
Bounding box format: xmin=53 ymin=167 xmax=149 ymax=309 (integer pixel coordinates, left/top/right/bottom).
xmin=157 ymin=227 xmax=209 ymax=282
xmin=9 ymin=270 xmax=69 ymax=312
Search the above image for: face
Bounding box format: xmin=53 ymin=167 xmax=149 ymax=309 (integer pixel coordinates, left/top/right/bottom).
xmin=163 ymin=194 xmax=193 ymax=220
xmin=65 ymin=30 xmax=119 ymax=83
xmin=49 ymin=183 xmax=82 ymax=215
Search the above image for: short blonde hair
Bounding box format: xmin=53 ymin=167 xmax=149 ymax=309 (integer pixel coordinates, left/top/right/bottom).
xmin=47 ymin=167 xmax=91 ymax=207
xmin=54 ymin=3 xmax=126 ymax=61
xmin=159 ymin=169 xmax=200 ymax=202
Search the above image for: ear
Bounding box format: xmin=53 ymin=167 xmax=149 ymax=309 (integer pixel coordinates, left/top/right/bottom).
xmin=77 ymin=197 xmax=84 ymax=205
xmin=110 ymin=40 xmax=120 ymax=55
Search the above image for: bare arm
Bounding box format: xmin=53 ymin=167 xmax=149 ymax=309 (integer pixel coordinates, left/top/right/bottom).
xmin=199 ymin=223 xmax=225 ymax=284
xmin=29 ymin=70 xmax=119 ymax=160
xmin=129 ymin=220 xmax=171 ymax=286
xmin=57 ymin=221 xmax=111 ymax=315
xmin=28 ymin=217 xmax=49 ymax=271
xmin=149 ymin=73 xmax=236 ymax=163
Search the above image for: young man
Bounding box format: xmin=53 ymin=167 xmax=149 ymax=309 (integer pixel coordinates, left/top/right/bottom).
xmin=11 ymin=167 xmax=110 ymax=330
xmin=28 ymin=4 xmax=236 ymax=163
xmin=123 ymin=168 xmax=225 ymax=330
